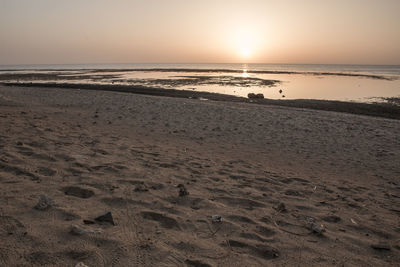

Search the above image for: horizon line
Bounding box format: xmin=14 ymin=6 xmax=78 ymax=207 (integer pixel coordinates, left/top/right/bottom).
xmin=1 ymin=62 xmax=400 ymax=67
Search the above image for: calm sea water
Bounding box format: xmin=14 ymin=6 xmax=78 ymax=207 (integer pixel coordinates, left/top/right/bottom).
xmin=1 ymin=63 xmax=399 ymax=102
xmin=1 ymin=63 xmax=400 ymax=75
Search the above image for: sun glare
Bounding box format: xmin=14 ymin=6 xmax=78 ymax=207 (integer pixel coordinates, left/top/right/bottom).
xmin=240 ymin=47 xmax=251 ymax=58
xmin=229 ymin=25 xmax=258 ymax=61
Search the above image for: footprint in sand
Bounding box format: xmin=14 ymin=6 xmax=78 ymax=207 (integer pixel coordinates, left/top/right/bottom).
xmin=224 ymin=240 xmax=279 ymax=260
xmin=62 ymin=186 xmax=95 ymax=199
xmin=140 ymin=211 xmax=180 ymax=230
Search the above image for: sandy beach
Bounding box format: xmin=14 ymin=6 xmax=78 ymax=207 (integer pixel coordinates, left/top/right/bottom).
xmin=0 ymin=85 xmax=399 ymax=266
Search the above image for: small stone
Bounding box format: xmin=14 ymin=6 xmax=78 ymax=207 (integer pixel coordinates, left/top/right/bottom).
xmin=75 ymin=263 xmax=89 ymax=267
xmin=16 ymin=141 xmax=23 ymax=146
xmin=95 ymin=212 xmax=115 ymax=225
xmin=177 ymin=184 xmax=189 ymax=197
xmin=306 ymin=217 xmax=325 ymax=235
xmin=83 ymin=220 xmax=95 ymax=225
xmin=310 ymin=223 xmax=325 ymax=235
xmin=212 ymin=215 xmax=222 ymax=223
xmin=248 ymin=93 xmax=264 ymax=99
xmin=34 ymin=194 xmax=57 ymax=210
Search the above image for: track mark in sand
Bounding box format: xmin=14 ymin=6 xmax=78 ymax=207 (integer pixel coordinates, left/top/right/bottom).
xmin=63 ymin=186 xmax=95 ymax=199
xmin=214 ymin=196 xmax=266 ymax=210
xmin=55 ymin=153 xmax=75 ymax=162
xmin=24 ymin=141 xmax=47 ymax=149
xmin=158 ymin=162 xmax=180 ymax=169
xmin=64 ymin=167 xmax=83 ymax=176
xmin=205 ymin=186 xmax=228 ymax=194
xmin=16 ymin=149 xmax=57 ymax=162
xmin=256 ymin=225 xmax=277 ymax=237
xmin=64 ymin=249 xmax=94 ymax=261
xmin=185 ymin=259 xmax=213 ymax=267
xmin=164 ymin=195 xmax=217 ymax=211
xmin=0 ymin=216 xmax=26 ymax=237
xmin=117 ymin=179 xmax=165 ymax=190
xmin=187 ymin=167 xmax=202 ymax=175
xmin=225 ymin=240 xmax=279 ymax=260
xmin=229 ymin=175 xmax=247 ymax=180
xmin=171 ymin=241 xmax=198 ymax=253
xmin=226 ymin=215 xmax=256 ymax=225
xmin=38 ymin=167 xmax=56 ymax=176
xmin=92 ymin=148 xmax=109 ymax=155
xmin=255 ymin=177 xmax=281 ymax=186
xmin=347 ymin=224 xmax=394 ymax=239
xmin=90 ymin=164 xmax=122 ymax=173
xmin=55 ymin=209 xmax=81 ymax=221
xmin=322 ymin=215 xmax=341 ymax=223
xmin=130 ymin=148 xmax=160 ymax=157
xmin=27 ymin=251 xmax=57 ymax=265
xmin=274 ymin=220 xmax=310 ymax=236
xmin=240 ymin=232 xmax=271 ymax=243
xmin=284 ymin=189 xmax=307 ymax=197
xmin=140 ymin=211 xmax=181 ymax=230
xmin=281 ymin=177 xmax=310 ymax=184
xmin=0 ymin=161 xmax=39 ymax=180
xmin=101 ymin=197 xmax=151 ymax=208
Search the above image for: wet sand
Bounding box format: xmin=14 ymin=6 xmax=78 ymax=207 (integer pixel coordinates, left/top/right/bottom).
xmin=3 ymin=83 xmax=400 ymax=120
xmin=0 ymin=85 xmax=399 ymax=266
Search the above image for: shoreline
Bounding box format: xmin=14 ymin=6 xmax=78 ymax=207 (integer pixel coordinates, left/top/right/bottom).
xmin=0 ymin=68 xmax=395 ymax=80
xmin=3 ymin=82 xmax=400 ymax=120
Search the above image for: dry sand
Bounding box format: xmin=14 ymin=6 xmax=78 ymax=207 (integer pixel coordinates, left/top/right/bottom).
xmin=0 ymin=85 xmax=399 ymax=266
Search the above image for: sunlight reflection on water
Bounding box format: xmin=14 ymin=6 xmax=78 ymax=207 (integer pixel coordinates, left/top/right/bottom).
xmin=1 ymin=66 xmax=399 ymax=103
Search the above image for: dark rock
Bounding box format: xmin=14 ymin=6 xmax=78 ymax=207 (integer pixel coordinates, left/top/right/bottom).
xmin=310 ymin=223 xmax=325 ymax=235
xmin=211 ymin=215 xmax=222 ymax=223
xmin=279 ymin=89 xmax=283 ymax=94
xmin=248 ymin=93 xmax=264 ymax=99
xmin=94 ymin=212 xmax=115 ymax=225
xmin=177 ymin=184 xmax=189 ymax=197
xmin=306 ymin=217 xmax=325 ymax=235
xmin=83 ymin=220 xmax=95 ymax=225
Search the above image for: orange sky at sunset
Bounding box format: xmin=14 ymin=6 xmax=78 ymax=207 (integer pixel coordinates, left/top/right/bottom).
xmin=1 ymin=0 xmax=399 ymax=65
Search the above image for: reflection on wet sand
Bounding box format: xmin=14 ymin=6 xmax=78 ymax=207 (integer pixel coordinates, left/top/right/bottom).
xmin=0 ymin=68 xmax=399 ymax=103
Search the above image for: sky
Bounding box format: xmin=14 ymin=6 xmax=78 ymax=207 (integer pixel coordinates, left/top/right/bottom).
xmin=0 ymin=0 xmax=399 ymax=65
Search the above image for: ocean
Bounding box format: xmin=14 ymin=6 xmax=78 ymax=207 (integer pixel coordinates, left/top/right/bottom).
xmin=0 ymin=63 xmax=399 ymax=103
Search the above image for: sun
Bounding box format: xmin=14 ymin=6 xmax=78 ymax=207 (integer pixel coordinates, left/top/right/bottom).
xmin=230 ymin=26 xmax=257 ymax=61
xmin=240 ymin=47 xmax=251 ymax=58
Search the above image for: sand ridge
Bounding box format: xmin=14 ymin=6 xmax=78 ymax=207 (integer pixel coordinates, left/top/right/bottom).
xmin=0 ymin=85 xmax=399 ymax=266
